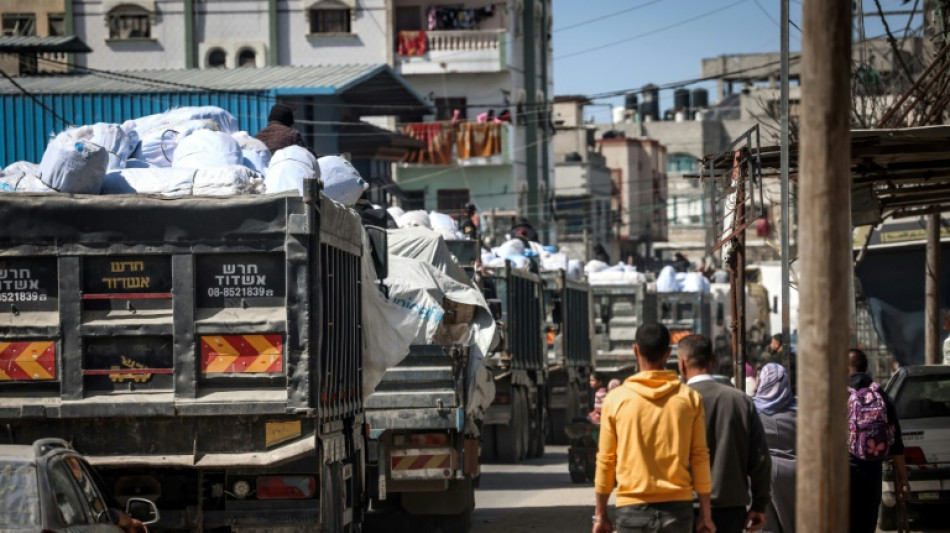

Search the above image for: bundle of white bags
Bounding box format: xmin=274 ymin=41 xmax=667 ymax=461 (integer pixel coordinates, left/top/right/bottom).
xmin=0 ymin=105 xmax=370 ymax=203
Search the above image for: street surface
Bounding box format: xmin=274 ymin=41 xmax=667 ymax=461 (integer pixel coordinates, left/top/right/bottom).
xmin=471 ymin=446 xmax=947 ymax=533
xmin=472 ymin=446 xmax=598 ymax=533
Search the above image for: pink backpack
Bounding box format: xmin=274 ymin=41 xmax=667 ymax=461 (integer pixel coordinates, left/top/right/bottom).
xmin=848 ymin=382 xmax=895 ymax=461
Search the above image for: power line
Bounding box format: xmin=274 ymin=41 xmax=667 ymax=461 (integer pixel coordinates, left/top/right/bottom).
xmin=554 ymin=0 xmax=666 ymax=33
xmin=555 ymin=0 xmax=749 ymax=61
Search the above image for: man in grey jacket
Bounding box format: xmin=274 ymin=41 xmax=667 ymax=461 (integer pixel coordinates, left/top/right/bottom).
xmin=680 ymin=334 xmax=771 ymax=533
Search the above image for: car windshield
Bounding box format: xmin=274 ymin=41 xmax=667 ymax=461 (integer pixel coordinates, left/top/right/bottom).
xmin=0 ymin=462 xmax=41 ymax=528
xmin=894 ymin=373 xmax=950 ymax=420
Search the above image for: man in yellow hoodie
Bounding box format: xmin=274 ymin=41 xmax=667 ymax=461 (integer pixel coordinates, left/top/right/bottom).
xmin=592 ymin=323 xmax=715 ymax=533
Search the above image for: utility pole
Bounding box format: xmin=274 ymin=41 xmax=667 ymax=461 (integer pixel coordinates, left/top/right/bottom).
xmin=797 ymin=0 xmax=852 ymax=531
xmin=925 ymin=213 xmax=941 ymax=364
xmin=780 ymin=0 xmax=792 ymax=363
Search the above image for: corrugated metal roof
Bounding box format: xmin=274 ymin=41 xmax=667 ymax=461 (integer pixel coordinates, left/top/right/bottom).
xmin=0 ymin=35 xmax=92 ymax=54
xmin=0 ymin=64 xmax=400 ymax=95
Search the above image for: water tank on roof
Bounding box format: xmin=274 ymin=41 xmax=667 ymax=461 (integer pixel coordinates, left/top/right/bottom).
xmin=640 ymin=84 xmax=660 ymax=121
xmin=673 ymin=88 xmax=690 ymax=112
xmin=624 ymin=93 xmax=638 ymax=111
xmin=691 ymin=87 xmax=709 ymax=109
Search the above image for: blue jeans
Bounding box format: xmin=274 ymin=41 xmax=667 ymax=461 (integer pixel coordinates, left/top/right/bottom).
xmin=615 ymin=501 xmax=694 ymax=533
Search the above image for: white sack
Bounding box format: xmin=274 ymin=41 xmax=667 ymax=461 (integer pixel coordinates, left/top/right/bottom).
xmin=35 ymin=135 xmax=108 ymax=194
xmin=172 ymin=129 xmax=242 ymax=168
xmin=682 ymin=272 xmax=710 ymax=293
xmin=429 ymin=211 xmax=462 ymax=240
xmin=387 ymin=205 xmax=405 ymax=221
xmin=232 ymin=131 xmax=271 ymax=173
xmin=136 ymin=118 xmax=219 ymax=167
xmin=102 ymin=165 xmax=263 ymax=196
xmin=566 ymin=259 xmax=584 ymax=281
xmin=584 ymin=259 xmax=609 ymax=274
xmin=265 ymin=145 xmax=319 ymax=195
xmin=494 ymin=238 xmax=525 ymax=258
xmin=397 ymin=210 xmax=432 ymax=229
xmin=162 ymin=106 xmax=239 ymax=134
xmin=318 ymin=155 xmax=367 ymax=206
xmin=656 ymin=265 xmax=682 ymax=292
xmin=0 ymin=162 xmax=40 ymax=192
xmin=387 ymin=227 xmax=470 ymax=285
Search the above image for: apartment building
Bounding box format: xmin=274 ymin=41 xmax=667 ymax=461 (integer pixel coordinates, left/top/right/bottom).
xmin=0 ymin=0 xmax=69 ymax=74
xmin=390 ymin=0 xmax=554 ymax=240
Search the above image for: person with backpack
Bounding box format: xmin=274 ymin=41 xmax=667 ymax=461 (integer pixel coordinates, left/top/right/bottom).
xmin=848 ymin=348 xmax=909 ymax=533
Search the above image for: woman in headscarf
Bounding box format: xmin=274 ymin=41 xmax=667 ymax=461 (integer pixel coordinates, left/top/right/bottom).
xmin=754 ymin=363 xmax=797 ymax=533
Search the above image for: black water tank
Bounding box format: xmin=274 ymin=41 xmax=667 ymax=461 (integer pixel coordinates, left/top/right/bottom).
xmin=624 ymin=92 xmax=638 ymax=112
xmin=640 ymin=83 xmax=660 ymax=121
xmin=691 ymin=87 xmax=709 ymax=109
xmin=673 ymin=88 xmax=690 ymax=112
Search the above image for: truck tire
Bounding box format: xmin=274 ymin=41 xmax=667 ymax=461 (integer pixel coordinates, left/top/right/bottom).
xmin=479 ymin=423 xmax=496 ymax=462
xmin=495 ymin=396 xmax=523 ymax=463
xmin=517 ymin=388 xmax=533 ymax=460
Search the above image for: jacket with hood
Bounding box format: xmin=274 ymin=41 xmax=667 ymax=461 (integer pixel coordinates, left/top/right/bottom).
xmin=594 ymin=370 xmax=712 ymax=507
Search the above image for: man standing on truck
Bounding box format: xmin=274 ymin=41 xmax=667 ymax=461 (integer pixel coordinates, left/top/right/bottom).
xmin=255 ymin=103 xmax=309 ymax=154
xmin=592 ymin=323 xmax=715 ymax=533
xmin=681 ymin=334 xmax=771 ymax=533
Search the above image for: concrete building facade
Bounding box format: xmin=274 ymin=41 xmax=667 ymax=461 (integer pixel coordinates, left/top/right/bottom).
xmin=0 ymin=0 xmax=68 ymax=74
xmin=551 ymin=96 xmax=613 ymax=261
xmin=598 ymin=136 xmax=668 ymax=265
xmin=391 ymin=0 xmax=554 ymax=242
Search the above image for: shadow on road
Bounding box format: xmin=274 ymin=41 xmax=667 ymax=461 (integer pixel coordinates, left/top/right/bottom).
xmin=477 ymin=469 xmax=587 ymax=491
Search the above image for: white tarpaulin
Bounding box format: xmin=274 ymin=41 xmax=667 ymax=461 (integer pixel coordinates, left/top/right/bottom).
xmin=385 ymin=227 xmax=497 ymax=426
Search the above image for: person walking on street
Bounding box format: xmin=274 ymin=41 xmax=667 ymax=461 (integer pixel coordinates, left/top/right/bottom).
xmin=753 ymin=363 xmax=797 ymax=533
xmin=588 ymin=371 xmax=608 ymax=424
xmin=848 ymin=349 xmax=909 ymax=533
xmin=593 ymin=323 xmax=715 ymax=533
xmin=681 ymin=335 xmax=771 ymax=533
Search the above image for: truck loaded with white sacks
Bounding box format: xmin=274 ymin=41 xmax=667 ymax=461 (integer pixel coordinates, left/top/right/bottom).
xmin=0 ymin=105 xmax=496 ymax=533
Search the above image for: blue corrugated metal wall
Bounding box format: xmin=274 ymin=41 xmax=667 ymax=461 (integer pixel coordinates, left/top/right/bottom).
xmin=1 ymin=92 xmax=272 ymax=167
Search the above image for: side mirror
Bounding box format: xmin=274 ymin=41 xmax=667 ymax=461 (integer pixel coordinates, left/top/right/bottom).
xmin=365 ymin=225 xmax=389 ymax=280
xmin=126 ymin=497 xmax=160 ymax=525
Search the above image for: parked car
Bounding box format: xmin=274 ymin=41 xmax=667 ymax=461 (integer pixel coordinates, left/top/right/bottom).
xmin=0 ymin=438 xmax=159 ymax=532
xmin=880 ymin=365 xmax=950 ymax=530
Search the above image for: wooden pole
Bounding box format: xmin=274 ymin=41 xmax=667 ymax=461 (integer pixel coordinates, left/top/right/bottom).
xmin=797 ymin=0 xmax=852 ymax=531
xmin=925 ymin=213 xmax=941 ymax=365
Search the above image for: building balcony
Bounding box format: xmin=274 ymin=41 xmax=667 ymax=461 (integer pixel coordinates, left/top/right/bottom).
xmin=399 ymin=121 xmax=511 ymax=166
xmin=396 ymin=29 xmax=506 ymax=74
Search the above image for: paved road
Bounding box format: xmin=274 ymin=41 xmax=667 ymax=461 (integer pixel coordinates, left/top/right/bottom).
xmin=471 ymin=446 xmax=947 ymax=533
xmin=472 ymin=446 xmax=596 ymax=533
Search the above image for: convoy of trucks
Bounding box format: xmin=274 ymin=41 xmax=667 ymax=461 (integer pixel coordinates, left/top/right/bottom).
xmin=0 ymin=177 xmax=765 ymax=532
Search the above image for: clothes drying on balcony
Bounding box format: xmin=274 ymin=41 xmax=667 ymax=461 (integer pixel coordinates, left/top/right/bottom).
xmin=427 ymin=5 xmax=494 ymax=30
xmin=456 ymin=122 xmax=502 ymax=159
xmin=402 ymin=122 xmax=502 ymax=164
xmin=403 ymin=123 xmax=453 ymax=165
xmin=397 ymin=30 xmax=427 ymax=57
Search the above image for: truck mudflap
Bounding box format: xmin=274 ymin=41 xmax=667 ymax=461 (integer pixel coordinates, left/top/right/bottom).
xmin=85 ymin=435 xmax=317 ymax=469
xmin=389 ymin=446 xmax=456 ymax=481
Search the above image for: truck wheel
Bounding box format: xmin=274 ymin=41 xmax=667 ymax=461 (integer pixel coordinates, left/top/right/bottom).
xmin=516 ymin=388 xmax=531 ymax=461
xmin=479 ymin=424 xmax=496 ymax=462
xmin=495 ymin=395 xmax=523 ymax=463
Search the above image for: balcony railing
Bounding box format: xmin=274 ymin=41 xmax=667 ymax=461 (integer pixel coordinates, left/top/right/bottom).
xmin=400 ymin=121 xmax=510 ymax=166
xmin=396 ymin=29 xmax=506 ymax=74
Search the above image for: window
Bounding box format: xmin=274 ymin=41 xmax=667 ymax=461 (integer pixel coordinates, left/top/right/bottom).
xmin=238 ymin=48 xmax=256 ymax=67
xmin=402 ymin=190 xmax=425 ymax=211
xmin=207 ymin=48 xmax=226 ymax=68
xmin=108 ymin=5 xmax=151 ymax=40
xmin=434 ymin=97 xmax=466 ymax=122
xmin=64 ymin=457 xmax=108 ymax=521
xmin=48 ymin=13 xmax=66 ymax=37
xmin=437 ymin=189 xmax=470 ymax=213
xmin=47 ymin=460 xmax=93 ymax=526
xmin=2 ymin=14 xmax=36 ymax=36
xmin=309 ymin=8 xmax=351 ymax=34
xmin=667 ymin=153 xmax=696 ymax=174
